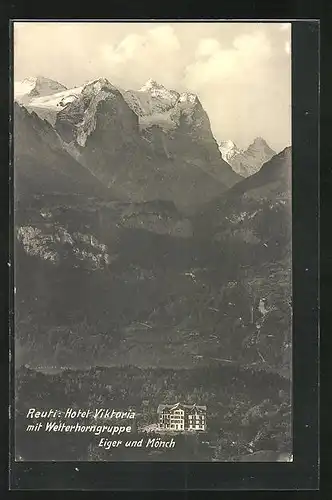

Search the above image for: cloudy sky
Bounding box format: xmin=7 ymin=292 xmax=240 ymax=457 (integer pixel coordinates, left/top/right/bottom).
xmin=14 ymin=21 xmax=291 ymax=151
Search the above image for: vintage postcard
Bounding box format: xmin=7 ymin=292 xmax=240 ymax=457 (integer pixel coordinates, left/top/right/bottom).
xmin=13 ymin=21 xmax=293 ymax=462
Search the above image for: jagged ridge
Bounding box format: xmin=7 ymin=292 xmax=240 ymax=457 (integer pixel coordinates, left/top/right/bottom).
xmin=219 ymin=137 xmax=276 ymax=178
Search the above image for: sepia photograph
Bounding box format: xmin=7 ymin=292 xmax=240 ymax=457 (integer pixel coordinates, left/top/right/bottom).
xmin=13 ymin=21 xmax=292 ymax=462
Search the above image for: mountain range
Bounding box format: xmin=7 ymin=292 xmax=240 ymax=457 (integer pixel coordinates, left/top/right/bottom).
xmin=13 ymin=75 xmax=292 ymax=378
xmin=14 ymin=76 xmax=241 ymax=212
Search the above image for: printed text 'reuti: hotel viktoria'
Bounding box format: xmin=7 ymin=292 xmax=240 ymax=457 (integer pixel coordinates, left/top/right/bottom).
xmin=26 ymin=408 xmax=136 ymax=419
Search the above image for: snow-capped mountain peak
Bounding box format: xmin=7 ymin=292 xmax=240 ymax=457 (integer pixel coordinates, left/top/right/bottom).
xmin=83 ymin=77 xmax=118 ymax=94
xmin=139 ymin=78 xmax=180 ymax=101
xmin=178 ymin=92 xmax=198 ymax=105
xmin=219 ymin=137 xmax=276 ymax=178
xmin=14 ymin=77 xmax=122 ymax=128
xmin=139 ymin=78 xmax=170 ymax=92
xmin=14 ymin=76 xmax=67 ymax=103
xmin=139 ymin=80 xmax=198 ymax=107
xmin=20 ymin=76 xmax=39 ymax=86
xmin=218 ymin=139 xmax=241 ymax=163
xmin=220 ymin=139 xmax=237 ymax=149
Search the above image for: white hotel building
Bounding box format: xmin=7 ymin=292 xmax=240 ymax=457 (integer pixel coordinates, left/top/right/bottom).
xmin=157 ymin=403 xmax=207 ymax=431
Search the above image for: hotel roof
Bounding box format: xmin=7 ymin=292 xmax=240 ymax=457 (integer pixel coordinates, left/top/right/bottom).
xmin=157 ymin=403 xmax=207 ymax=413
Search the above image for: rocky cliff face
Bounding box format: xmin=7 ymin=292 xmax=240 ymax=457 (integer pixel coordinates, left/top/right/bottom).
xmin=192 ymin=147 xmax=292 ymax=376
xmin=200 ymin=146 xmax=291 ymax=243
xmin=123 ymin=80 xmax=241 ymax=188
xmin=218 ymin=139 xmax=241 ymax=163
xmin=219 ymin=137 xmax=276 ymax=178
xmin=13 ymin=102 xmax=110 ymax=202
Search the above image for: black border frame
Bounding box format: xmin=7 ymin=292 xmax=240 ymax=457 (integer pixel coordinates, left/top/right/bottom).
xmin=7 ymin=19 xmax=319 ymax=491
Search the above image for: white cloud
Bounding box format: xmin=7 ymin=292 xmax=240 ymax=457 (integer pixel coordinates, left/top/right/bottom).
xmin=100 ymin=25 xmax=181 ymax=88
xmin=101 ymin=26 xmax=180 ymax=68
xmin=233 ymin=31 xmax=271 ymax=56
xmin=195 ymin=38 xmax=221 ymax=57
xmin=118 ymin=34 xmax=145 ymax=58
xmin=148 ymin=25 xmax=180 ymax=50
xmin=101 ymin=34 xmax=145 ymax=65
xmin=185 ymin=31 xmax=272 ymax=89
xmin=183 ymin=29 xmax=290 ymax=151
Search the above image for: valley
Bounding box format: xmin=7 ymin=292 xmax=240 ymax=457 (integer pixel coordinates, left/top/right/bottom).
xmin=13 ymin=74 xmax=292 ymax=461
